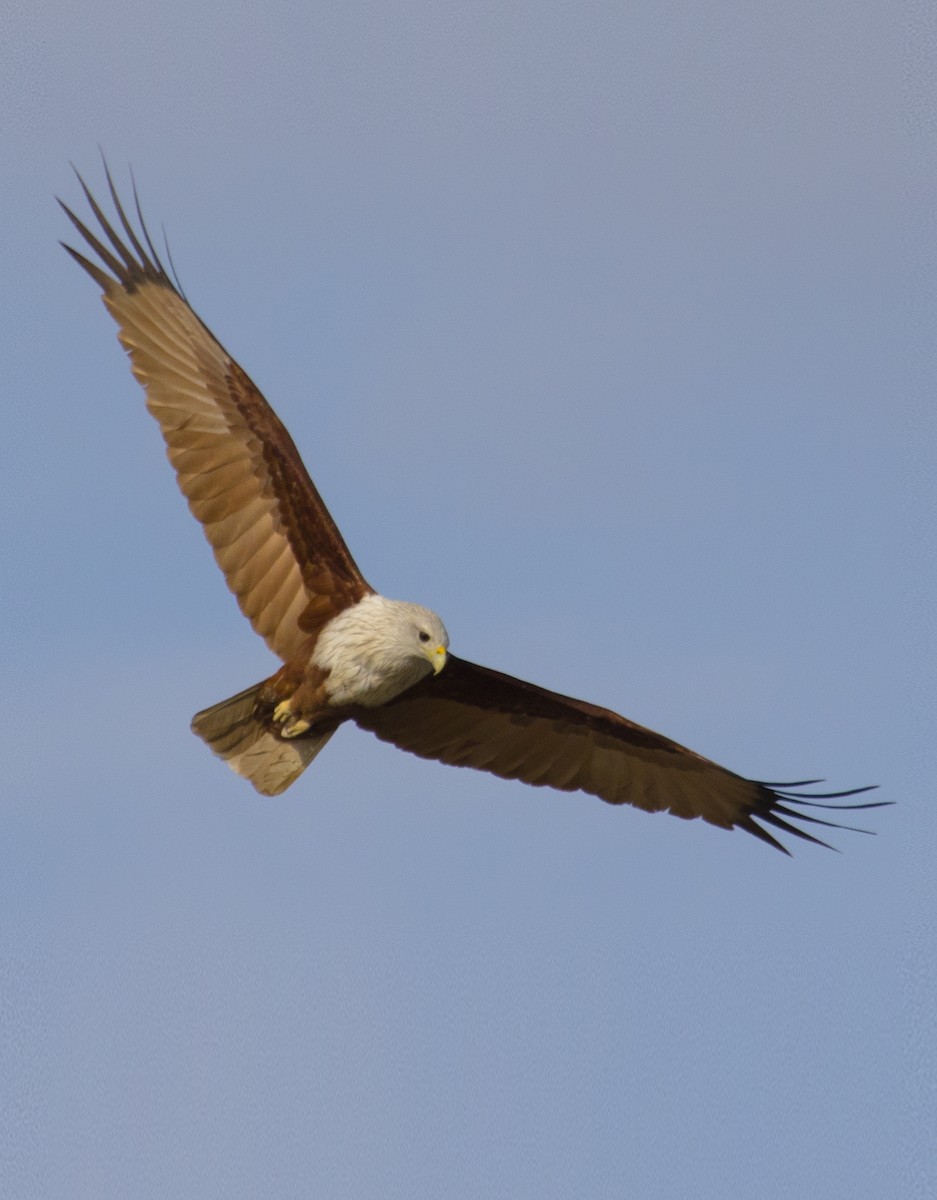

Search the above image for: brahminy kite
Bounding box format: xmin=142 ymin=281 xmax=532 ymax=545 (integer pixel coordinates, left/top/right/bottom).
xmin=59 ymin=165 xmax=882 ymax=853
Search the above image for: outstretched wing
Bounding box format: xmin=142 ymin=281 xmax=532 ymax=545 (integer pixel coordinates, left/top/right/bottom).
xmin=60 ymin=165 xmax=371 ymax=663
xmin=353 ymin=656 xmax=882 ymax=852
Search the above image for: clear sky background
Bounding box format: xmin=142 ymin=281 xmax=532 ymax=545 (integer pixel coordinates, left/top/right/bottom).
xmin=2 ymin=3 xmax=933 ymax=1197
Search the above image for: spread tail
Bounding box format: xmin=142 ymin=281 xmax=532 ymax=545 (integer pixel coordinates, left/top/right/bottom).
xmin=191 ymin=681 xmax=335 ymax=796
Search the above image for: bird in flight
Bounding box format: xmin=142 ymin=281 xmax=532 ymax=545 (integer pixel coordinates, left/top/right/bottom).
xmin=59 ymin=164 xmax=882 ymax=853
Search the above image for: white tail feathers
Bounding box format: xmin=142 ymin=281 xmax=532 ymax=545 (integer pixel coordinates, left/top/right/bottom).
xmin=190 ymin=682 xmax=335 ymax=796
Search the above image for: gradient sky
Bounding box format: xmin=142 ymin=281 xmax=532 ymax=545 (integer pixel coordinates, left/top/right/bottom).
xmin=2 ymin=3 xmax=933 ymax=1197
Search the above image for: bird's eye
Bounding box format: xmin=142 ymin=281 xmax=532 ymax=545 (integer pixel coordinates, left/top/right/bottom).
xmin=419 ymin=631 xmax=431 ymax=643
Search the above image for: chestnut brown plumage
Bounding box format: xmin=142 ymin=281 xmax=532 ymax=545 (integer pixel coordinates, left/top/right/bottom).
xmin=60 ymin=163 xmax=883 ymax=852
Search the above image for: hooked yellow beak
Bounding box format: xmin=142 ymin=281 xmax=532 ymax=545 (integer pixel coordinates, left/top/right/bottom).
xmin=432 ymin=644 xmax=447 ymax=674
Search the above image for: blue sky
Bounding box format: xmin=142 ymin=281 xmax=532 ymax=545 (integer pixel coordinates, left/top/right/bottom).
xmin=2 ymin=3 xmax=933 ymax=1196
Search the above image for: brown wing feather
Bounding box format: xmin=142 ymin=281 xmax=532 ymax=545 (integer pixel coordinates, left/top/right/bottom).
xmin=353 ymin=656 xmax=883 ymax=852
xmin=60 ymin=165 xmax=371 ymax=662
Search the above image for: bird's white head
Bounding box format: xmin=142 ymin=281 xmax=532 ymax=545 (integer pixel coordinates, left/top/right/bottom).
xmin=314 ymin=594 xmax=449 ymax=707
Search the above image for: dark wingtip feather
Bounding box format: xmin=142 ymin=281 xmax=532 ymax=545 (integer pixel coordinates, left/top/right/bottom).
xmin=739 ymin=816 xmax=793 ymax=856
xmin=758 ymin=778 xmax=826 ymax=788
xmin=772 ymin=803 xmax=872 ymax=837
xmin=775 ymin=785 xmax=884 ymax=804
xmin=161 ymin=222 xmax=188 ymax=300
xmin=130 ymin=165 xmax=169 ymax=279
xmin=59 ymin=236 xmax=111 ymax=290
